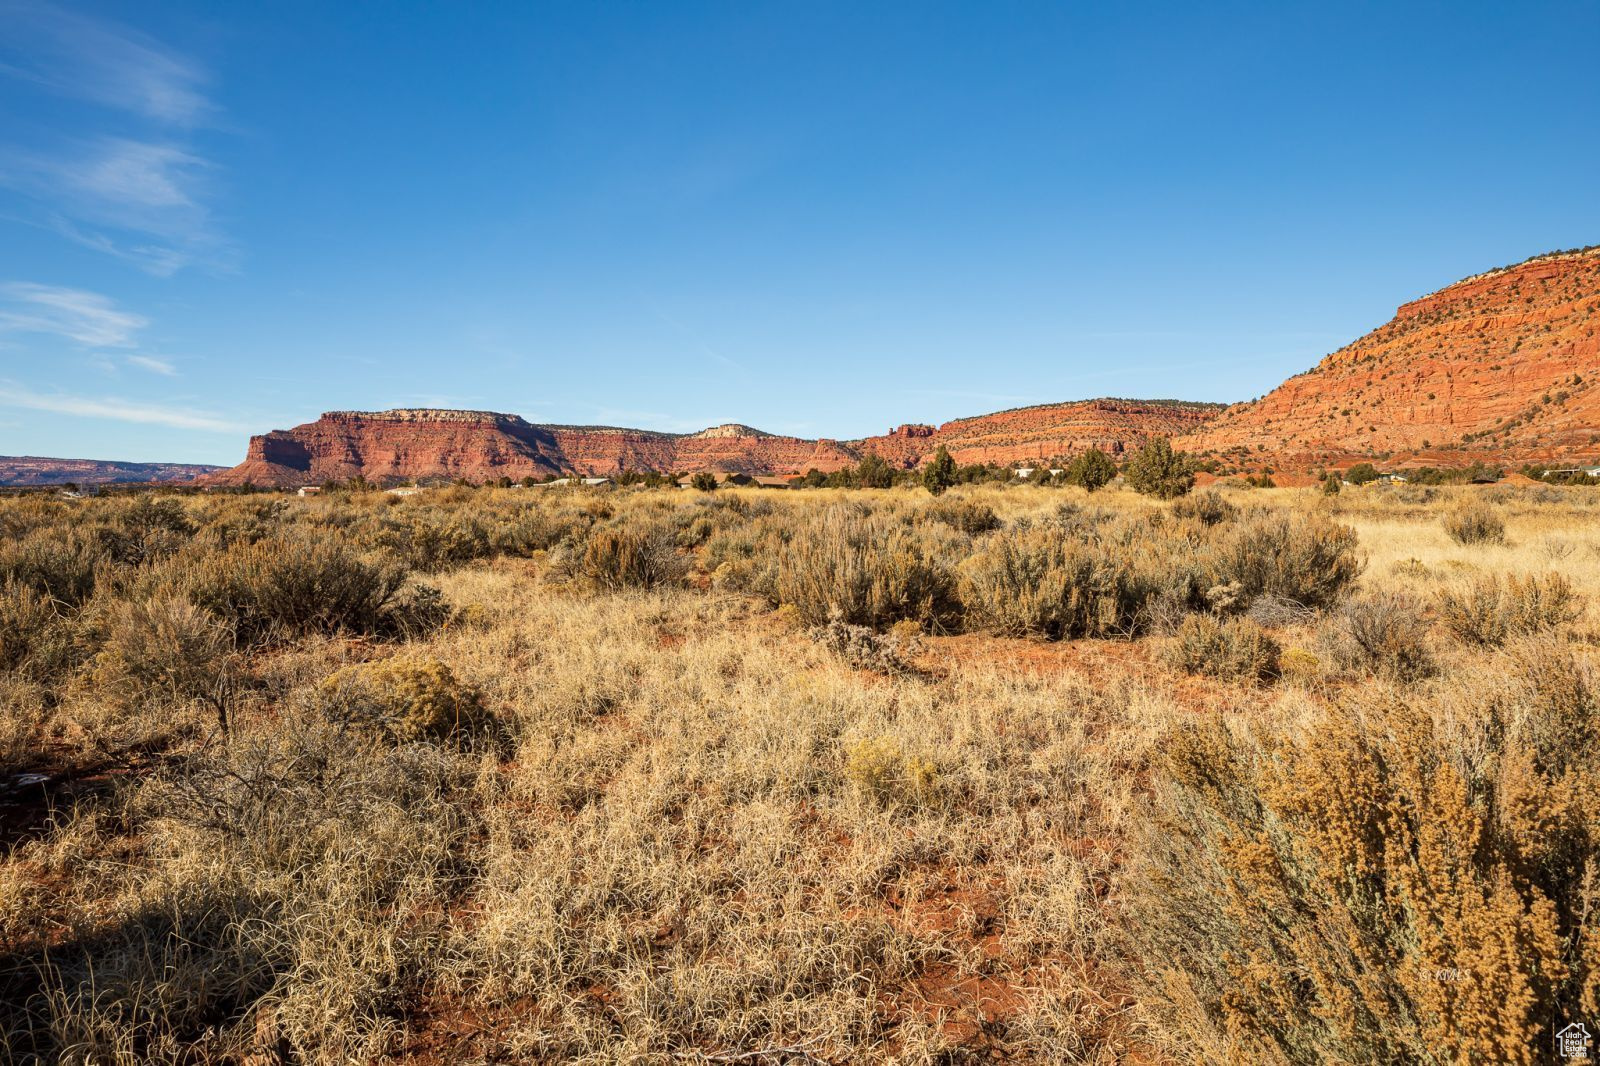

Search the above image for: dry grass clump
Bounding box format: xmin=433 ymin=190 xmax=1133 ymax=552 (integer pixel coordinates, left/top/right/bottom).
xmin=317 ymin=656 xmax=487 ymax=742
xmin=9 ymin=719 xmax=479 ymax=1063
xmin=1209 ymin=510 xmax=1363 ymax=610
xmin=957 ymin=525 xmax=1167 ymax=639
xmin=1436 ymin=571 xmax=1582 ymax=646
xmin=163 ymin=535 xmax=425 ymax=644
xmin=1122 ymin=642 xmax=1600 ymax=1064
xmin=0 ymin=525 xmax=107 ymax=606
xmin=1317 ymin=590 xmax=1436 ymax=682
xmin=0 ymin=579 xmax=70 ymax=680
xmin=1443 ymin=499 xmax=1506 ymax=544
xmin=1162 ymin=613 xmax=1280 ymax=682
xmin=776 ymin=504 xmax=959 ymax=629
xmin=567 ymin=525 xmax=690 ymax=590
xmin=924 ymin=497 xmax=1002 ymax=535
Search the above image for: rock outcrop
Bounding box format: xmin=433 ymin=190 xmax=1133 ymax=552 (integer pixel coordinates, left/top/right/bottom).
xmin=864 ymin=399 xmax=1221 ymax=467
xmin=1179 ymin=246 xmax=1600 ymax=466
xmin=203 ymin=399 xmax=1220 ymax=487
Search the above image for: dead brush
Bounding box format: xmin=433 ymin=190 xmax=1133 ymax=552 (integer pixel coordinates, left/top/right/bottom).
xmin=1161 ymin=613 xmax=1280 ymax=682
xmin=0 ymin=524 xmax=108 ymax=607
xmin=0 ymin=579 xmax=69 ymax=681
xmin=807 ymin=609 xmax=922 ymax=673
xmin=1318 ymin=589 xmax=1436 ymax=682
xmin=923 ymin=497 xmax=1002 ymax=535
xmin=776 ymin=505 xmax=959 ymax=629
xmin=567 ymin=524 xmax=689 ymax=590
xmin=1171 ymin=490 xmax=1236 ymax=527
xmin=91 ymin=595 xmax=238 ymax=734
xmin=1208 ymin=510 xmax=1363 ymax=609
xmin=1122 ymin=646 xmax=1600 ymax=1064
xmin=1442 ymin=499 xmax=1506 ymax=545
xmin=161 ymin=535 xmax=419 ymax=644
xmin=956 ymin=525 xmax=1169 ymax=639
xmin=1436 ymin=571 xmax=1582 ymax=646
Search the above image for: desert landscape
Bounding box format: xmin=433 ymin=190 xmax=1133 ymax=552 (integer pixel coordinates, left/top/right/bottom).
xmin=3 ymin=462 xmax=1599 ymax=1062
xmin=5 ymin=2 xmax=1599 ymax=1061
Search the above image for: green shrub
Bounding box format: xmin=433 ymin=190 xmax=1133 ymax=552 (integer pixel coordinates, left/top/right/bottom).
xmin=690 ymin=472 xmax=719 ymax=492
xmin=1162 ymin=613 xmax=1280 ymax=681
xmin=922 ymin=445 xmax=957 ymax=496
xmin=1437 ymin=572 xmax=1581 ymax=646
xmin=1344 ymin=461 xmax=1379 ymax=485
xmin=1210 ymin=511 xmax=1362 ymax=609
xmin=777 ymin=506 xmax=958 ymax=630
xmin=1443 ymin=499 xmax=1505 ymax=545
xmin=854 ymin=453 xmax=896 ymax=489
xmin=1124 ymin=437 xmax=1194 ymax=499
xmin=1063 ymin=448 xmax=1117 ymax=492
xmin=318 ymin=657 xmax=486 ymax=743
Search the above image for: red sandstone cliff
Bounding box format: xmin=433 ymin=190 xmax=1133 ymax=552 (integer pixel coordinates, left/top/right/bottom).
xmin=204 ymin=400 xmax=1221 ymax=487
xmin=860 ymin=400 xmax=1221 ymax=468
xmin=1178 ymin=246 xmax=1600 ymax=466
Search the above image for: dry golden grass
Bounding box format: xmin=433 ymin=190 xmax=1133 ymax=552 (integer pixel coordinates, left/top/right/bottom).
xmin=0 ymin=479 xmax=1595 ymax=1063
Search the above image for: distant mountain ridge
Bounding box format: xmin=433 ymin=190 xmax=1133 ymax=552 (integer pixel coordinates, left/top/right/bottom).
xmin=201 ymin=399 xmax=1222 ymax=487
xmin=0 ymin=456 xmax=223 ymax=487
xmin=26 ymin=244 xmax=1600 ymax=487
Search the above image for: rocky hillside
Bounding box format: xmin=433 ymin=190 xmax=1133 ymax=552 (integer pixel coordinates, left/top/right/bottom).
xmin=0 ymin=456 xmax=223 ymax=487
xmin=1179 ymin=246 xmax=1600 ymax=466
xmin=863 ymin=399 xmax=1222 ymax=467
xmin=203 ymin=399 xmax=1219 ymax=487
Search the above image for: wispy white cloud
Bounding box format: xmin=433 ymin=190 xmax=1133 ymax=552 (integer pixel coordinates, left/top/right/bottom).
xmin=48 ymin=216 xmax=196 ymax=277
xmin=0 ymin=4 xmax=214 ymax=125
xmin=66 ymin=138 xmax=209 ymax=210
xmin=127 ymin=354 xmax=177 ymax=376
xmin=0 ymin=282 xmax=148 ymax=347
xmin=2 ymin=137 xmax=227 ymax=275
xmin=0 ymin=6 xmax=228 ymax=273
xmin=0 ymin=381 xmax=233 ymax=432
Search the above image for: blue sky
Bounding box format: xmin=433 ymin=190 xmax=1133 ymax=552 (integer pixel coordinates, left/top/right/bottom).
xmin=1 ymin=1 xmax=1597 ymax=464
